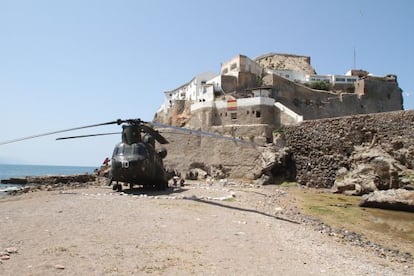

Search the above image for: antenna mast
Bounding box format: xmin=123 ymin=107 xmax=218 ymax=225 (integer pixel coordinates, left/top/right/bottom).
xmin=353 ymin=47 xmax=356 ymax=69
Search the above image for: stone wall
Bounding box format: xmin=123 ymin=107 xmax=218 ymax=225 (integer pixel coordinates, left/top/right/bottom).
xmin=266 ymin=74 xmax=403 ymax=120
xmin=161 ymin=129 xmax=263 ymax=179
xmin=283 ymin=110 xmax=414 ymax=188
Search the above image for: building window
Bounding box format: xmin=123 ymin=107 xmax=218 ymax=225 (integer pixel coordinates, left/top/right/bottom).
xmin=222 ymin=68 xmax=228 ymax=74
xmin=335 ymin=77 xmax=346 ymax=82
xmin=230 ymin=63 xmax=237 ymax=70
xmin=255 ymin=111 xmax=261 ymax=118
xmin=231 ymin=113 xmax=237 ymax=120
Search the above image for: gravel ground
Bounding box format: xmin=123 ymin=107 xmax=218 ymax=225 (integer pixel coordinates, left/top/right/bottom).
xmin=0 ymin=180 xmax=412 ymax=275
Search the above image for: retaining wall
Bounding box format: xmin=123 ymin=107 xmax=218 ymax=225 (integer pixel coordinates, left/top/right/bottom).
xmin=283 ymin=110 xmax=414 ymax=188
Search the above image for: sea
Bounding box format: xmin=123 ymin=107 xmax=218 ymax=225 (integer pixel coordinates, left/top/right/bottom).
xmin=0 ymin=163 xmax=97 ymax=195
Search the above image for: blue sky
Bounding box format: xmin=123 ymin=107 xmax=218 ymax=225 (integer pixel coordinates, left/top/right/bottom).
xmin=0 ymin=0 xmax=413 ymax=166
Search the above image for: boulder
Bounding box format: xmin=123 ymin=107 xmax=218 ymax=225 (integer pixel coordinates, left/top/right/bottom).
xmin=359 ymin=189 xmax=414 ymax=212
xmin=332 ymin=146 xmax=413 ymax=195
xmin=254 ymin=174 xmax=272 ymax=186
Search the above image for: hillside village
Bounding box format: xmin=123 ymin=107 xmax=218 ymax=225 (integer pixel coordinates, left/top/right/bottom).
xmin=154 ymin=53 xmax=403 ymax=144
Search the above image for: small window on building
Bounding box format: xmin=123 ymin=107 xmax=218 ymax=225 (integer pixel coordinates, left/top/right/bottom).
xmin=231 ymin=113 xmax=237 ymax=120
xmin=225 ymin=112 xmax=228 ymax=117
xmin=335 ymin=77 xmax=346 ymax=82
xmin=247 ymin=110 xmax=249 ymax=115
xmin=230 ymin=63 xmax=237 ymax=70
xmin=255 ymin=111 xmax=261 ymax=118
xmin=222 ymin=68 xmax=228 ymax=74
xmin=285 ymin=74 xmax=290 ymax=78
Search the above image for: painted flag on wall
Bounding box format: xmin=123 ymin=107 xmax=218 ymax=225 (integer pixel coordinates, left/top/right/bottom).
xmin=227 ymin=99 xmax=237 ymax=111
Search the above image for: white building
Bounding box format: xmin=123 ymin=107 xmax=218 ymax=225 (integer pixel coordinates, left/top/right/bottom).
xmin=221 ymin=54 xmax=263 ymax=77
xmin=160 ymin=72 xmax=217 ymax=112
xmin=305 ymin=74 xmax=331 ymax=83
xmin=330 ymin=75 xmax=358 ymax=85
xmin=266 ymin=68 xmax=307 ymax=83
xmin=304 ymin=74 xmax=358 ymax=86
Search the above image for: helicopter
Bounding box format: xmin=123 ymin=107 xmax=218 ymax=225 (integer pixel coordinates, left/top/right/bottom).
xmin=56 ymin=119 xmax=171 ymax=192
xmin=0 ymin=118 xmax=255 ymax=192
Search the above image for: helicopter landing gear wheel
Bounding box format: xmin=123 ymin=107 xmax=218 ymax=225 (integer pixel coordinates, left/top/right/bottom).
xmin=106 ymin=177 xmax=112 ymax=186
xmin=155 ymin=180 xmax=168 ymax=191
xmin=112 ymin=182 xmax=122 ymax=192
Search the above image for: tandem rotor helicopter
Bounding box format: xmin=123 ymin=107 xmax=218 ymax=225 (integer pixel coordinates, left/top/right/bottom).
xmin=0 ymin=118 xmax=254 ymax=192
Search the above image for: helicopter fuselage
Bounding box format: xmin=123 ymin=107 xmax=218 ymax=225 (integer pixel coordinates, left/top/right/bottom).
xmin=109 ymin=141 xmax=168 ymax=190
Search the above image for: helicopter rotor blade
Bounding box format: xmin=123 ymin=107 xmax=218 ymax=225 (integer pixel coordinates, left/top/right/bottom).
xmin=151 ymin=122 xmax=257 ymax=146
xmin=140 ymin=123 xmax=169 ymax=144
xmin=56 ymin=132 xmax=121 ymax=140
xmin=0 ymin=120 xmax=121 ymax=146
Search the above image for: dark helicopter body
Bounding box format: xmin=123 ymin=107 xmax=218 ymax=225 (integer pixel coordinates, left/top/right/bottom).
xmin=107 ymin=123 xmax=169 ymax=192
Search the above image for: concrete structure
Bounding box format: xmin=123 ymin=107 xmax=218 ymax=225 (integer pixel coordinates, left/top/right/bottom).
xmin=155 ymin=52 xmax=404 ymax=144
xmin=221 ymin=54 xmax=263 ymax=77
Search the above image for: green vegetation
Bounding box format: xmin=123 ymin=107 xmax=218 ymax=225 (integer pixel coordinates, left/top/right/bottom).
xmin=279 ymin=181 xmax=297 ymax=187
xmin=307 ymin=81 xmax=331 ymax=91
xmin=273 ymin=128 xmax=284 ymax=135
xmin=223 ymin=197 xmax=236 ymax=202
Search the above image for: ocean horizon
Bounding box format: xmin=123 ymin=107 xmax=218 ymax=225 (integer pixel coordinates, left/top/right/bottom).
xmin=0 ymin=163 xmax=97 ymax=190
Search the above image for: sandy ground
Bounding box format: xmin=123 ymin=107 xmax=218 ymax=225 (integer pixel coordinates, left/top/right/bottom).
xmin=0 ymin=181 xmax=412 ymax=275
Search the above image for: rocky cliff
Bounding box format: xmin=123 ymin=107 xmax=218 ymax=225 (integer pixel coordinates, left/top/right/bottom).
xmin=255 ymin=53 xmax=317 ymax=75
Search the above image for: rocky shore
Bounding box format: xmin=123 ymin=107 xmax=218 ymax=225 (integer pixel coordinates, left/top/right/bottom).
xmin=1 ymin=173 xmax=97 ymax=195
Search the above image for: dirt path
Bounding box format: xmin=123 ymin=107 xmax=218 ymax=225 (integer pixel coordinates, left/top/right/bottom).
xmin=0 ymin=182 xmax=411 ymax=275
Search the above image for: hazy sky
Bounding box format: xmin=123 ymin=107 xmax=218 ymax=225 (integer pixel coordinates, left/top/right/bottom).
xmin=1 ymin=0 xmax=413 ymax=166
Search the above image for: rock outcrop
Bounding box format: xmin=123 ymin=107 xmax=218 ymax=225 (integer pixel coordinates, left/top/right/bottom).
xmin=255 ymin=53 xmax=317 ymax=75
xmin=2 ymin=173 xmax=97 ymax=196
xmin=359 ymin=189 xmax=414 ymax=212
xmin=332 ymin=146 xmax=414 ymax=196
xmin=1 ymin=174 xmax=96 ymax=185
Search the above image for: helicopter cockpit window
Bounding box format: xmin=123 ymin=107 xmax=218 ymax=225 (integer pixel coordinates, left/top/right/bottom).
xmin=113 ymin=143 xmax=148 ymax=158
xmin=123 ymin=144 xmax=135 ymax=156
xmin=113 ymin=144 xmax=125 ymax=156
xmin=133 ymin=144 xmax=149 ymax=158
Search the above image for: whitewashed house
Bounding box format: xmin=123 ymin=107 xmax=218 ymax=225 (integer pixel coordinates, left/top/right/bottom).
xmin=160 ymin=72 xmax=216 ymax=112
